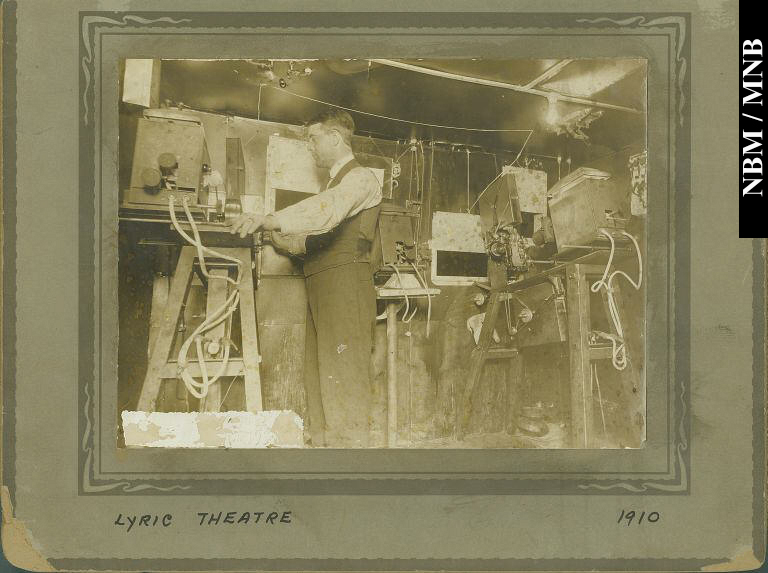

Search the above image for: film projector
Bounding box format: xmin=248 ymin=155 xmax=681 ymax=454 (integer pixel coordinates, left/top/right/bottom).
xmin=120 ymin=109 xmax=264 ymax=417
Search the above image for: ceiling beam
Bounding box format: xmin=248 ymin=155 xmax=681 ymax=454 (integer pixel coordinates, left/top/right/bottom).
xmin=370 ymin=59 xmax=643 ymax=115
xmin=523 ymin=59 xmax=573 ymax=89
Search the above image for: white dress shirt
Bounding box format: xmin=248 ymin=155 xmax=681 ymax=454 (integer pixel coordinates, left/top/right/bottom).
xmin=273 ymin=154 xmax=382 ymax=237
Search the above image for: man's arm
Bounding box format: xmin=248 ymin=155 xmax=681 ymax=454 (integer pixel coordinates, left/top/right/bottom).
xmin=227 ymin=166 xmax=381 ymax=238
xmin=267 ymin=231 xmax=307 ymax=257
xmin=272 ymin=167 xmax=381 ymax=235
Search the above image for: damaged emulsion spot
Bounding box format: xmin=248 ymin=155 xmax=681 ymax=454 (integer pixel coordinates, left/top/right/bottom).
xmin=337 ymin=343 xmax=348 ymax=354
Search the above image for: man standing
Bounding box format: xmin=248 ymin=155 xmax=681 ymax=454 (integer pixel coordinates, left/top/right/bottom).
xmin=229 ymin=109 xmax=382 ymax=448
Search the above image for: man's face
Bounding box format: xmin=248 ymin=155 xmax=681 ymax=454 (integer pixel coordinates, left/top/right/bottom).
xmin=306 ymin=123 xmax=338 ymax=168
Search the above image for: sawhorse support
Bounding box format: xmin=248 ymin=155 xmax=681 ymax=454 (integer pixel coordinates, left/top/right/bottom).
xmin=459 ymin=261 xmax=519 ymax=440
xmin=136 ymin=245 xmax=263 ymax=414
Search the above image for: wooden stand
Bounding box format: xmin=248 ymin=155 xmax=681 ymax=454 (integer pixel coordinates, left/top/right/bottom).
xmin=459 ymin=260 xmax=643 ymax=447
xmin=136 ymin=246 xmax=263 ymax=414
xmin=566 ymin=263 xmax=644 ymax=448
xmin=377 ymin=284 xmax=440 ymax=447
xmin=459 ymin=260 xmax=519 ymax=439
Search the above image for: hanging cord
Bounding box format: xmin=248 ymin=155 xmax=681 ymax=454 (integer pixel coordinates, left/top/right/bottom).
xmin=168 ymin=195 xmax=244 ymax=399
xmin=426 ymin=142 xmax=435 ymax=247
xmin=176 ymin=288 xmax=240 ymax=399
xmin=414 ymin=146 xmax=421 ymax=202
xmin=589 ymin=229 xmax=643 ymax=370
xmin=413 ymin=141 xmax=427 ymax=256
xmin=407 ymin=146 xmax=415 ymax=203
xmin=169 ymin=196 xmax=243 ymax=286
xmin=465 ymin=149 xmax=471 ymax=212
xmin=418 ymin=141 xmax=426 ymax=204
xmin=409 ymin=262 xmax=432 ymax=338
xmin=388 ymin=264 xmax=419 ymax=322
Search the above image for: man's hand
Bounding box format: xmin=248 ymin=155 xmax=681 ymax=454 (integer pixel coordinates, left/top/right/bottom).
xmin=228 ymin=213 xmax=266 ymax=238
xmin=265 ymin=231 xmax=307 ymax=257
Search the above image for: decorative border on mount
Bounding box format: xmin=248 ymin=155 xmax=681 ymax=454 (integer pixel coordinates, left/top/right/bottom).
xmin=77 ymin=11 xmax=691 ymax=496
xmin=576 ymin=15 xmax=688 ymax=127
xmin=80 ymin=15 xmax=192 ymax=126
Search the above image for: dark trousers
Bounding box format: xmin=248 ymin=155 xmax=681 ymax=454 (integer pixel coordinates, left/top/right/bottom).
xmin=303 ymin=262 xmax=376 ymax=447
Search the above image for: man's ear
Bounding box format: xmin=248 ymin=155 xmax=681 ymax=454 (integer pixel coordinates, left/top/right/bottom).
xmin=330 ymin=129 xmax=342 ymax=148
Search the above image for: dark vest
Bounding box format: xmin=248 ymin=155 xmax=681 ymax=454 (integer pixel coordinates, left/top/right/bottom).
xmin=303 ymin=159 xmax=381 ymax=277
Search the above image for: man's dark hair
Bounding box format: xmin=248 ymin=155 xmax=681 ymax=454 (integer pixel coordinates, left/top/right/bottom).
xmin=305 ymin=109 xmax=355 ymax=145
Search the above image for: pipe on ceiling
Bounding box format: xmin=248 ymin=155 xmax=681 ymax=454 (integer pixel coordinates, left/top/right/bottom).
xmin=370 ymin=59 xmax=643 ymax=115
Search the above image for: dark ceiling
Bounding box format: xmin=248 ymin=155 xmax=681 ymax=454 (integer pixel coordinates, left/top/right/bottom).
xmin=157 ymin=58 xmax=646 ymax=159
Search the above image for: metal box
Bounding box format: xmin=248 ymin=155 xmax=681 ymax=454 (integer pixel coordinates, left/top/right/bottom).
xmin=511 ymin=282 xmax=567 ymax=348
xmin=126 ymin=115 xmax=210 ymax=209
xmin=506 ymin=167 xmax=548 ymax=215
xmin=371 ymin=204 xmax=418 ymax=275
xmin=548 ymin=168 xmax=628 ymax=250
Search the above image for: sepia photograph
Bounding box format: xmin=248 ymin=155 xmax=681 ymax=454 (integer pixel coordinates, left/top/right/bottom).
xmin=117 ymin=58 xmax=648 ymax=450
xmin=4 ymin=3 xmax=766 ymax=570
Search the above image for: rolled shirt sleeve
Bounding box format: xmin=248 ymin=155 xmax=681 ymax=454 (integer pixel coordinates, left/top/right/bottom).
xmin=272 ymin=166 xmax=382 ymax=236
xmin=269 ymin=231 xmax=308 ymax=256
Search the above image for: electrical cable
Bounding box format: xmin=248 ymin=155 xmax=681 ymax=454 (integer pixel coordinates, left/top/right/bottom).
xmin=168 ymin=195 xmax=243 ymax=399
xmin=466 ymin=149 xmax=471 ymax=213
xmin=413 ymin=145 xmax=423 ymax=252
xmin=510 ymin=130 xmax=534 ymax=167
xmin=415 ymin=147 xmax=421 ymax=202
xmin=407 ymin=147 xmax=415 ymax=202
xmin=388 ymin=263 xmax=418 ymax=322
xmin=265 ymin=84 xmax=534 ymax=133
xmin=512 ymin=295 xmax=531 ymax=311
xmin=467 ymin=169 xmax=505 ymax=214
xmin=366 ymin=135 xmax=388 ymax=159
xmin=195 ymin=337 xmax=211 ymax=409
xmin=395 ymin=145 xmax=412 ymax=163
xmin=410 ymin=262 xmax=432 ymax=338
xmin=182 ymin=195 xmax=213 ymax=281
xmin=589 ymin=229 xmax=643 ymax=370
xmin=176 ymin=289 xmax=241 ymax=398
xmin=418 ymin=141 xmax=426 ymax=204
xmin=177 ymin=288 xmax=241 ymax=399
xmin=169 ymin=196 xmax=243 ymax=285
xmin=466 ymin=131 xmax=534 ymax=214
xmin=426 ymin=142 xmax=435 ymax=245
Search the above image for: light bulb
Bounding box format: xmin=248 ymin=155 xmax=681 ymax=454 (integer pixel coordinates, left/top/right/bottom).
xmin=545 ymin=94 xmax=559 ymax=125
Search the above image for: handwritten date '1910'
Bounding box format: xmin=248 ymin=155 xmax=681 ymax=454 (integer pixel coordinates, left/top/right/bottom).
xmin=618 ymin=510 xmax=661 ymax=526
